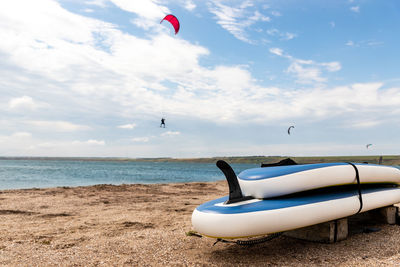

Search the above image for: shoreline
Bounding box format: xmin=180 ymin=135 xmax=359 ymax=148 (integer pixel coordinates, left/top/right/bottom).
xmin=1 ymin=181 xmax=400 ymax=266
xmin=1 ymin=155 xmax=400 ymax=165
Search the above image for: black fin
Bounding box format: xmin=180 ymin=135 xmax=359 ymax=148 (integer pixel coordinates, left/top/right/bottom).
xmin=216 ymin=160 xmax=252 ymax=204
xmin=261 ymin=158 xmax=297 ymax=168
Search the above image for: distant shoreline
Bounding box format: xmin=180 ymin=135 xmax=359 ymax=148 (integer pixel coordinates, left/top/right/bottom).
xmin=1 ymin=155 xmax=400 ymax=165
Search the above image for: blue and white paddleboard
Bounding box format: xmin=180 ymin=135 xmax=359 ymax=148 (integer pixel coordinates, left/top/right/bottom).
xmin=191 ymin=160 xmax=400 ymax=239
xmin=192 ymin=186 xmax=400 ymax=239
xmin=238 ymin=163 xmax=400 ymax=198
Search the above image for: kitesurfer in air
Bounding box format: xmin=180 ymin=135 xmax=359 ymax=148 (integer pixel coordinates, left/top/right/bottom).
xmin=160 ymin=118 xmax=166 ymax=128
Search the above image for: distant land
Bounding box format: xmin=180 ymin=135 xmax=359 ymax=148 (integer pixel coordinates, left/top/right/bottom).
xmin=1 ymin=155 xmax=400 ymax=165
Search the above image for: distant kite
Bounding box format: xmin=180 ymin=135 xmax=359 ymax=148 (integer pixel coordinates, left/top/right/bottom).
xmin=366 ymin=144 xmax=372 ymax=149
xmin=160 ymin=14 xmax=180 ymax=34
xmin=287 ymin=126 xmax=295 ymax=135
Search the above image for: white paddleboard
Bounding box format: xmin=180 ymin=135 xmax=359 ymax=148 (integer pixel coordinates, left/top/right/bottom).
xmin=238 ymin=163 xmax=400 ymax=198
xmin=192 ymin=186 xmax=400 ymax=239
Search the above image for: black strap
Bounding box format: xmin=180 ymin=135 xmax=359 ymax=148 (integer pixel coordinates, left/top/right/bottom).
xmin=347 ymin=162 xmax=363 ymax=214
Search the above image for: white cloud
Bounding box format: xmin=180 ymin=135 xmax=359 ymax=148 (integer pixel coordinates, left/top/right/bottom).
xmin=266 ymin=28 xmax=296 ymax=40
xmin=118 ymin=123 xmax=137 ymax=129
xmin=281 ymin=82 xmax=399 ymax=119
xmin=20 ymin=139 xmax=108 ymax=156
xmin=348 ymin=120 xmax=381 ymax=128
xmin=271 ymin=11 xmax=281 ymax=17
xmin=269 ymin=47 xmax=283 ymax=56
xmin=109 ymin=0 xmax=169 ymax=31
xmin=12 ymin=132 xmax=32 ymax=138
xmin=9 ymin=96 xmax=42 ymax=110
xmin=270 ymin=48 xmax=341 ymax=84
xmin=0 ymin=0 xmax=210 ymax=117
xmin=30 ymin=142 xmax=54 ymax=149
xmin=367 ymin=41 xmax=384 ymax=47
xmin=85 ymin=0 xmax=108 ymax=8
xmin=207 ymin=0 xmax=270 ymax=43
xmin=73 ymin=139 xmax=105 ymax=145
xmin=87 ymin=139 xmax=105 ymax=145
xmin=161 ymin=131 xmax=180 ymax=136
xmin=283 ymin=32 xmax=296 ymax=40
xmin=345 ymin=40 xmax=383 ymax=48
xmin=110 ymin=0 xmax=167 ymax=19
xmin=27 ymin=120 xmax=90 ymax=132
xmin=183 ymin=0 xmax=196 ymax=11
xmin=330 ymin=21 xmax=335 ymax=28
xmin=0 ymin=0 xmax=116 ymax=84
xmin=350 ymin=6 xmax=360 ymax=13
xmin=321 ymin=62 xmax=341 ymax=72
xmin=131 ymin=137 xmax=149 ymax=142
xmin=83 ymin=8 xmax=95 ymax=13
xmin=287 ymin=61 xmax=325 ymax=83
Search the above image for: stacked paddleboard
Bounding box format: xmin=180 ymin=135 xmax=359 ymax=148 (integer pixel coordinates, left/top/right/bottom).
xmin=192 ymin=160 xmax=400 ymax=239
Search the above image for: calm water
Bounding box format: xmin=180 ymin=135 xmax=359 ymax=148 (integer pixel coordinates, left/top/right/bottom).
xmin=0 ymin=159 xmax=259 ymax=190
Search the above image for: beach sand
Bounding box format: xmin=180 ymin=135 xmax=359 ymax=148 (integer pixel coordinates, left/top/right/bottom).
xmin=1 ymin=181 xmax=400 ymax=266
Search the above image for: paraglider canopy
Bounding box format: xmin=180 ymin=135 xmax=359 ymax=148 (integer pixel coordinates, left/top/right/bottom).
xmin=287 ymin=126 xmax=295 ymax=135
xmin=366 ymin=144 xmax=372 ymax=149
xmin=160 ymin=14 xmax=180 ymax=34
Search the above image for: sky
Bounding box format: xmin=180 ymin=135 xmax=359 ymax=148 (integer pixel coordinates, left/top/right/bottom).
xmin=1 ymin=0 xmax=400 ymax=158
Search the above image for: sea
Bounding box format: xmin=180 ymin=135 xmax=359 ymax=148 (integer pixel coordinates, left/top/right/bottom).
xmin=0 ymin=159 xmax=259 ymax=190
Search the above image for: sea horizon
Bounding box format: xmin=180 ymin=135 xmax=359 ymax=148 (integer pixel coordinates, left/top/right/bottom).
xmin=1 ymin=154 xmax=399 ymax=162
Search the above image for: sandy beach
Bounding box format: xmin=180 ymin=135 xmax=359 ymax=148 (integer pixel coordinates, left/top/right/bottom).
xmin=1 ymin=180 xmax=400 ymax=266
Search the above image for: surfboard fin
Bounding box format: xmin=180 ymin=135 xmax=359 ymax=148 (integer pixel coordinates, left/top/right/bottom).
xmin=216 ymin=160 xmax=252 ymax=204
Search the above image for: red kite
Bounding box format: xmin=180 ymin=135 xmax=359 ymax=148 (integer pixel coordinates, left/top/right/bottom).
xmin=160 ymin=14 xmax=180 ymax=34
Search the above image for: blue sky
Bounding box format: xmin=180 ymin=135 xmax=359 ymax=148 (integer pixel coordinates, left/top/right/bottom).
xmin=1 ymin=0 xmax=400 ymax=158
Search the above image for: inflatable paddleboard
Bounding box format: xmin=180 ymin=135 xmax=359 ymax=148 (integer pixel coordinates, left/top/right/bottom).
xmin=192 ymin=186 xmax=400 ymax=239
xmin=191 ymin=160 xmax=400 ymax=239
xmin=238 ymin=162 xmax=400 ymax=198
